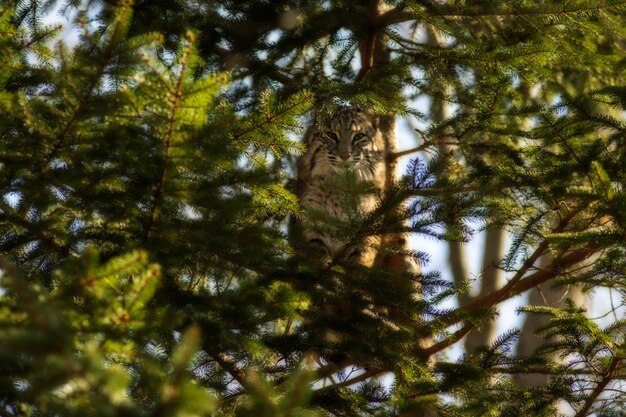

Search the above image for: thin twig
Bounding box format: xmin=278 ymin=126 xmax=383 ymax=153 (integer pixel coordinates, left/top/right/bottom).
xmin=210 ymin=351 xmax=247 ymax=388
xmin=574 ymin=355 xmax=621 ymax=417
xmin=419 ymin=325 xmax=473 ymax=358
xmin=318 ymin=367 xmax=386 ymax=390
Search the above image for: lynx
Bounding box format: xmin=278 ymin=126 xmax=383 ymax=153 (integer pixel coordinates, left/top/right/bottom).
xmin=296 ymin=106 xmax=385 ymax=266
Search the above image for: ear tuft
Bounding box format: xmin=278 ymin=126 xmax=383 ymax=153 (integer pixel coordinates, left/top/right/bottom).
xmin=361 ymin=107 xmax=379 ymax=130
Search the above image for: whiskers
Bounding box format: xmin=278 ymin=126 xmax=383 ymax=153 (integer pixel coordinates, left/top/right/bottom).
xmin=322 ymin=152 xmax=378 ymax=181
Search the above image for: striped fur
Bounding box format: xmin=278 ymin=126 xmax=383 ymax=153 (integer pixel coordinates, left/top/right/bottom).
xmin=297 ymin=106 xmax=386 ymax=266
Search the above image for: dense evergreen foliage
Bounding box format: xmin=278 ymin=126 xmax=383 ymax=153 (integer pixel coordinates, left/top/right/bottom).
xmin=2 ymin=1 xmax=626 ymax=416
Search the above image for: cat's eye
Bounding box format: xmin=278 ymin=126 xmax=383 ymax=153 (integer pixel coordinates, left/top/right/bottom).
xmin=352 ymin=132 xmax=366 ymax=142
xmin=325 ymin=131 xmax=339 ymax=142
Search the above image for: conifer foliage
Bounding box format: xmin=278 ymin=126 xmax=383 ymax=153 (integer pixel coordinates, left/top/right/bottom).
xmin=3 ymin=0 xmax=626 ymax=416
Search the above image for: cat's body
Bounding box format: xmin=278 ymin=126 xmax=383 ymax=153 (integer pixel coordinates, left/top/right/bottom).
xmin=297 ymin=106 xmax=386 ymax=266
xmin=296 ymin=106 xmax=421 ymax=364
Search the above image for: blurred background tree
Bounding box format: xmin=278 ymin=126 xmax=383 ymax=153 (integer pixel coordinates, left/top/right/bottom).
xmin=2 ymin=0 xmax=626 ymax=416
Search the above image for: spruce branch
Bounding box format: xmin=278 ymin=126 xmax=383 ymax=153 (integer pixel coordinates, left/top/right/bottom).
xmin=324 ymin=367 xmax=386 ymax=390
xmin=428 ymin=2 xmax=625 ymax=18
xmin=362 ymin=1 xmax=625 ymax=28
xmin=420 ymin=246 xmax=599 ymax=359
xmin=420 ymin=325 xmax=474 ymax=358
xmin=437 ymin=362 xmax=597 ymax=376
xmin=208 ymin=350 xmax=247 ymax=390
xmin=418 ymin=208 xmax=597 ymax=358
xmin=387 ymin=136 xmax=457 ymax=161
xmin=450 ymin=208 xmax=581 ymax=315
xmin=575 ymin=355 xmax=622 ymax=417
xmin=231 ymin=91 xmax=313 ymax=144
xmin=41 ymin=0 xmax=134 ymax=174
xmin=214 ymin=46 xmax=294 ymax=85
xmin=4 ymin=0 xmax=626 ymax=414
xmin=144 ymin=32 xmax=194 ymax=241
xmin=0 ymin=23 xmax=61 ymax=73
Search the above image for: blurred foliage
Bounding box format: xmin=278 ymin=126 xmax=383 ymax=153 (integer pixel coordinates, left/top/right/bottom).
xmin=3 ymin=0 xmax=626 ymax=416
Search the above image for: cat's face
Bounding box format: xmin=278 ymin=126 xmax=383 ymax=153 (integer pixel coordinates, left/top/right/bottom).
xmin=317 ymin=107 xmax=379 ymax=167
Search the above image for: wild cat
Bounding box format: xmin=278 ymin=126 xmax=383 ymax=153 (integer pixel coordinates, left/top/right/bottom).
xmin=296 ymin=106 xmax=386 ymax=266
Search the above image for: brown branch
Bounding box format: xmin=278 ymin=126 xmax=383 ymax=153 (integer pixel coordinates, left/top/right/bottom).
xmin=429 ymin=3 xmax=620 ymax=18
xmin=420 ymin=325 xmax=473 ymax=358
xmin=377 ymin=7 xmax=418 ymax=26
xmin=417 ymin=246 xmax=598 ymax=358
xmin=213 ymin=47 xmax=294 ymax=85
xmin=372 ymin=2 xmax=619 ymax=24
xmin=433 ymin=363 xmax=596 ymax=376
xmin=461 ymin=240 xmax=549 ymax=314
xmin=314 ymin=363 xmax=337 ymax=381
xmin=209 ymin=350 xmax=247 ymax=389
xmin=503 ymin=247 xmax=597 ymax=299
xmin=355 ymin=0 xmax=381 ymax=82
xmin=144 ymin=34 xmax=192 ymax=241
xmin=356 ymin=34 xmax=376 ymax=82
xmin=450 ymin=208 xmax=581 ymax=317
xmin=393 ymin=129 xmax=481 ymax=190
xmin=414 ymin=208 xmax=599 ymax=359
xmin=451 ymin=245 xmax=595 ymax=326
xmin=574 ymin=355 xmax=621 ymax=417
xmin=318 ymin=367 xmax=386 ymax=390
xmin=411 ymin=184 xmax=480 ymax=197
xmin=387 ymin=141 xmax=443 ymax=161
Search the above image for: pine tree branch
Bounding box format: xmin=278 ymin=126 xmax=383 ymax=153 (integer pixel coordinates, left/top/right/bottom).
xmin=420 ymin=324 xmax=473 ymax=358
xmin=446 ymin=208 xmax=581 ymax=319
xmin=435 ymin=3 xmax=623 ymax=18
xmin=418 ymin=245 xmax=598 ymax=359
xmin=317 ymin=367 xmax=386 ymax=390
xmin=356 ymin=0 xmax=382 ymax=82
xmin=386 ymin=136 xmax=457 ymax=161
xmin=41 ymin=0 xmax=133 ymax=173
xmin=213 ymin=46 xmax=294 ymax=85
xmin=435 ymin=362 xmax=598 ymax=376
xmin=144 ymin=33 xmax=192 ymax=240
xmin=231 ymin=93 xmax=313 ymax=142
xmin=0 ymin=201 xmax=68 ymax=255
xmin=416 ymin=207 xmax=600 ymax=358
xmin=208 ymin=350 xmax=247 ymax=391
xmin=0 ymin=24 xmax=62 ymax=72
xmin=574 ymin=355 xmax=622 ymax=417
xmin=372 ymin=1 xmax=621 ymax=24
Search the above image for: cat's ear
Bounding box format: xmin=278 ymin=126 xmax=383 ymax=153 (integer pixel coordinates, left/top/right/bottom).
xmin=303 ymin=123 xmax=317 ymax=147
xmin=362 ymin=107 xmax=379 ymax=130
